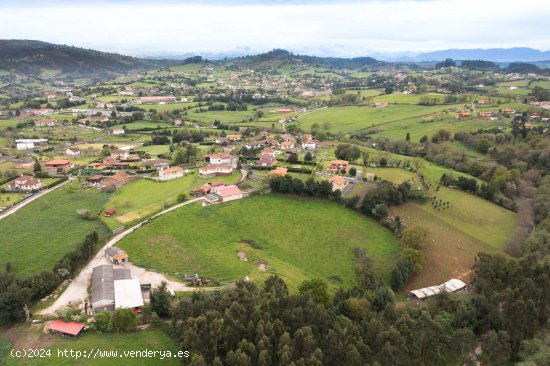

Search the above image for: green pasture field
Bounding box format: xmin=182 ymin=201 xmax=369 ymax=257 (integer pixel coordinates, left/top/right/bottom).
xmin=528 ymin=80 xmax=550 ymax=89
xmin=187 ymin=110 xmax=255 ymax=124
xmin=17 ymin=125 xmax=103 ymax=142
xmin=4 ymin=327 xmax=179 ymax=366
xmin=371 ymin=93 xmax=447 ymax=105
xmin=115 ymin=121 xmax=173 ymax=131
xmin=344 ymin=89 xmax=384 ymax=98
xmin=369 ymin=116 xmax=509 ymax=141
xmin=101 ymin=171 xmax=241 ymax=229
xmin=93 ymin=95 xmax=138 ymax=103
xmin=297 ymin=105 xmax=459 ymax=134
xmin=0 ymin=193 xmax=27 ymax=208
xmin=390 ymin=185 xmax=516 ymax=290
xmin=0 ymin=184 xmax=111 ymax=277
xmin=116 ymin=194 xmax=400 ymax=291
xmin=137 ymin=144 xmax=171 ymax=157
xmin=0 ymin=119 xmax=20 ymax=131
xmin=170 ymin=63 xmax=204 ymax=73
xmin=496 ymin=80 xmax=530 ymax=87
xmin=145 ymin=102 xmax=198 ymax=112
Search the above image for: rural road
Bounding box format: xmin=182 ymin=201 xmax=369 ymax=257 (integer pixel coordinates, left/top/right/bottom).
xmin=0 ymin=179 xmax=72 ymax=221
xmin=40 ymin=196 xmax=205 ymax=315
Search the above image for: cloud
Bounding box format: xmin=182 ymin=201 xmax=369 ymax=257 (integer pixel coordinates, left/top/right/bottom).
xmin=0 ymin=0 xmax=548 ymax=57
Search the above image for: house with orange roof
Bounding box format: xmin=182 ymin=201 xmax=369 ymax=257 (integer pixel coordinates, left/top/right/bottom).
xmin=100 ymin=172 xmax=131 ymax=190
xmin=159 ymin=166 xmax=184 ymax=180
xmin=269 ymin=167 xmax=288 ymax=178
xmin=329 ymin=175 xmax=348 ymax=191
xmin=105 ymin=246 xmax=129 ymax=264
xmin=226 ymin=134 xmax=241 ymax=141
xmin=209 ymin=152 xmax=237 ymax=167
xmin=210 ymin=184 xmax=243 ymax=202
xmin=280 ymin=141 xmax=295 ymax=150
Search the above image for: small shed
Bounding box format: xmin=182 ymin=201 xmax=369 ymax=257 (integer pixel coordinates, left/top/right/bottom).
xmin=47 ymin=319 xmax=85 ymax=337
xmin=105 ymin=246 xmax=129 ymax=264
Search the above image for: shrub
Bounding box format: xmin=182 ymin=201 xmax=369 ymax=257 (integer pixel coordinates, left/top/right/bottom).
xmin=110 ymin=308 xmax=139 ymax=332
xmin=77 ymin=209 xmax=97 ymax=220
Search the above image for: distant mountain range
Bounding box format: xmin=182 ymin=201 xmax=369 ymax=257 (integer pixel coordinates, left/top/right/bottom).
xmin=0 ymin=40 xmax=177 ymax=79
xmin=1 ymin=40 xmax=549 ymax=80
xmin=401 ymin=47 xmax=550 ymax=63
xmin=142 ymin=47 xmax=550 ymax=64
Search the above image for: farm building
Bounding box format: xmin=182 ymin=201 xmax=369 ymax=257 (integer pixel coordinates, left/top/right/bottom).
xmin=8 ymin=175 xmax=42 ymax=191
xmin=45 ymin=159 xmax=74 ymax=176
xmin=91 ymin=264 xmax=143 ymax=313
xmin=327 ymin=160 xmax=349 ymax=173
xmin=114 ymin=279 xmax=144 ymax=311
xmin=190 ymin=185 xmax=210 ymax=197
xmin=112 ymin=128 xmax=125 ymax=135
xmin=46 ymin=319 xmax=85 ymax=337
xmin=91 ymin=265 xmax=130 ymax=312
xmin=87 ymin=175 xmax=105 ymax=187
xmin=159 ymin=166 xmax=184 ymax=180
xmin=105 ymin=246 xmax=129 ymax=264
xmin=16 ymin=138 xmax=48 ymax=151
xmin=100 ymin=172 xmax=131 ymax=190
xmin=409 ymin=279 xmax=467 ymax=300
xmin=199 ymin=164 xmax=233 ymax=178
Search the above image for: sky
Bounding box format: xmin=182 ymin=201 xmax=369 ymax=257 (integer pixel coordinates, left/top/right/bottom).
xmin=0 ymin=0 xmax=549 ymax=58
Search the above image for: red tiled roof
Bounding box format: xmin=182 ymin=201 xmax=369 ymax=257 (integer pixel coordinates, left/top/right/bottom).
xmin=215 ymin=185 xmax=242 ymax=197
xmin=47 ymin=319 xmax=85 ymax=336
xmin=45 ymin=159 xmax=71 ymax=166
xmin=329 ymin=175 xmax=346 ymax=186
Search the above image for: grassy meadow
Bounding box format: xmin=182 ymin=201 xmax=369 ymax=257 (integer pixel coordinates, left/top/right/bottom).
xmin=390 ymin=185 xmax=516 ymax=290
xmin=0 ymin=184 xmax=111 ymax=277
xmin=101 ymin=171 xmax=241 ymax=228
xmin=117 ymin=194 xmax=400 ymax=292
xmin=297 ymin=104 xmax=458 ymax=133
